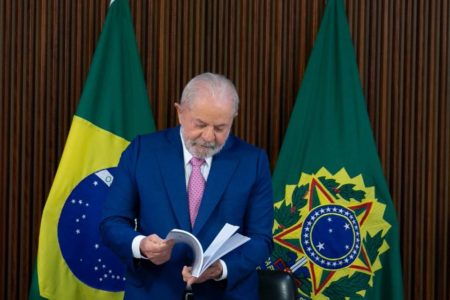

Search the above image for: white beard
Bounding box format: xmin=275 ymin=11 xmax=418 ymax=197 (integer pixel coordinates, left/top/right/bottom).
xmin=181 ymin=128 xmax=226 ymax=158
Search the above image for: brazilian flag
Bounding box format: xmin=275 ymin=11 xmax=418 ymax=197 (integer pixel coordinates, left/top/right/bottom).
xmin=29 ymin=0 xmax=155 ymax=299
xmin=263 ymin=0 xmax=404 ymax=299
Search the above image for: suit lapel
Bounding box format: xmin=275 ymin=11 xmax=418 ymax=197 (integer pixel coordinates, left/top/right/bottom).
xmin=193 ymin=136 xmax=239 ymax=235
xmin=157 ymin=127 xmax=191 ymax=231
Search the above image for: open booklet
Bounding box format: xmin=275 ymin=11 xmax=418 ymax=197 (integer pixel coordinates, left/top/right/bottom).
xmin=166 ymin=223 xmax=250 ymax=277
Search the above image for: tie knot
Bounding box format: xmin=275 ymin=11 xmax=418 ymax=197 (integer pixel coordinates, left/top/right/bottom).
xmin=190 ymin=157 xmax=205 ymax=167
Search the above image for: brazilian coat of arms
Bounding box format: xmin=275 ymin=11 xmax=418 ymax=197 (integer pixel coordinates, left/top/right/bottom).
xmin=262 ymin=167 xmax=392 ymax=299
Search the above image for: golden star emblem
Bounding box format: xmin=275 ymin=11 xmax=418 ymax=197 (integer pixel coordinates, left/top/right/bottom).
xmin=272 ymin=168 xmax=391 ymax=298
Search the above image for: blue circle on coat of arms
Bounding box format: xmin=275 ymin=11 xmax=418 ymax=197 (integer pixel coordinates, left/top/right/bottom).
xmin=57 ymin=168 xmax=125 ymax=291
xmin=300 ymin=204 xmax=361 ymax=270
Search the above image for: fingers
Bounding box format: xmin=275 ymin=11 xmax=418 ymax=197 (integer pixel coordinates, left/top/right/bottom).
xmin=197 ymin=262 xmax=222 ymax=283
xmin=140 ymin=234 xmax=175 ymax=265
xmin=183 ymin=261 xmax=223 ymax=285
xmin=182 ymin=266 xmax=197 ymax=286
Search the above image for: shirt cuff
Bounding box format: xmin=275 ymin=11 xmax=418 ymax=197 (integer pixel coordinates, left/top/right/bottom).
xmin=215 ymin=259 xmax=228 ymax=281
xmin=132 ymin=235 xmax=147 ymax=259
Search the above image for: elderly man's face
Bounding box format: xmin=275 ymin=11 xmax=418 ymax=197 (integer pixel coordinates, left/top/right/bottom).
xmin=175 ymin=92 xmax=235 ymax=158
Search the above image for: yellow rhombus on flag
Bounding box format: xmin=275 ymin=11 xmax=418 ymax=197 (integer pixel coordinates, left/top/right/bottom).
xmin=29 ymin=0 xmax=155 ymax=299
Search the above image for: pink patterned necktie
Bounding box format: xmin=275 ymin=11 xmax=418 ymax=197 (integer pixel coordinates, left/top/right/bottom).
xmin=188 ymin=157 xmax=205 ymax=226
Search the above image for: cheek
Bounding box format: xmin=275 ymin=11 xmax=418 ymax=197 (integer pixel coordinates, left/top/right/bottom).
xmin=183 ymin=126 xmax=203 ymax=140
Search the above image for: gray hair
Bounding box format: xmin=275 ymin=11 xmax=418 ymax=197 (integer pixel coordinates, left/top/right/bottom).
xmin=180 ymin=72 xmax=239 ymax=115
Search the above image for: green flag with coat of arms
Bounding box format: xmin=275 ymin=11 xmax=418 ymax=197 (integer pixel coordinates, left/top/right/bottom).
xmin=29 ymin=0 xmax=155 ymax=299
xmin=262 ymin=0 xmax=404 ymax=299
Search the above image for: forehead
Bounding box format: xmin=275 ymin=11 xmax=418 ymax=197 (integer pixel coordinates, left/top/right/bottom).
xmin=186 ymin=94 xmax=235 ymax=125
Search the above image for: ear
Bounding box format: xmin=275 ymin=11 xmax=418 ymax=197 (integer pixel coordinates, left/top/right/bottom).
xmin=174 ymin=102 xmax=184 ymax=124
xmin=174 ymin=102 xmax=183 ymax=114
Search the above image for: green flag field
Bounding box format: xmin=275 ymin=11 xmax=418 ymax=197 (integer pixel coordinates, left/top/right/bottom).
xmin=263 ymin=0 xmax=404 ymax=299
xmin=29 ymin=0 xmax=155 ymax=299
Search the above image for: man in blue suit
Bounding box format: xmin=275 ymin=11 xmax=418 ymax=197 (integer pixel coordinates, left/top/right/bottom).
xmin=100 ymin=72 xmax=274 ymax=299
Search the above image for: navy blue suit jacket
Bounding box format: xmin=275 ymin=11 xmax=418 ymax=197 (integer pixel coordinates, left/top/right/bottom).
xmin=100 ymin=126 xmax=274 ymax=299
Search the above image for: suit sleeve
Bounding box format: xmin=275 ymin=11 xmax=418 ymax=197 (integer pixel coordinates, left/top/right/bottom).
xmin=99 ymin=137 xmax=141 ymax=265
xmin=223 ymin=149 xmax=274 ymax=290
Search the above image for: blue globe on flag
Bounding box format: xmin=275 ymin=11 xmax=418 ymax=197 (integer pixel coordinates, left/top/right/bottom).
xmin=300 ymin=204 xmax=361 ymax=270
xmin=57 ymin=168 xmax=125 ymax=292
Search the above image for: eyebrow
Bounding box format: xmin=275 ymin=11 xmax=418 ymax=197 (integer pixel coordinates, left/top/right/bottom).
xmin=194 ymin=119 xmax=228 ymax=128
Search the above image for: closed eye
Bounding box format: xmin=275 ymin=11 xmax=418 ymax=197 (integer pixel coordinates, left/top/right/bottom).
xmin=214 ymin=125 xmax=227 ymax=133
xmin=194 ymin=120 xmax=207 ymax=128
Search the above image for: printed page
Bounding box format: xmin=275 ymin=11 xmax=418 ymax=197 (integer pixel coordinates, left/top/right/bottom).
xmin=166 ymin=229 xmax=204 ymax=277
xmin=202 ymin=223 xmax=239 ymax=259
xmin=166 ymin=223 xmax=251 ymax=277
xmin=202 ymin=232 xmax=250 ymax=273
xmin=201 ymin=224 xmax=251 ymax=273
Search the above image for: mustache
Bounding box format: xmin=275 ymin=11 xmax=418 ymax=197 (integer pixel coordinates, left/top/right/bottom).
xmin=191 ymin=140 xmax=216 ymax=149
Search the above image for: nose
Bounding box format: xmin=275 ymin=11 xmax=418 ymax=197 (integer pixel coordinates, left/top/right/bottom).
xmin=202 ymin=126 xmax=215 ymax=142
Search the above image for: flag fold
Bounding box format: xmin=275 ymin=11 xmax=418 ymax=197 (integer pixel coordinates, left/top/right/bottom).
xmin=263 ymin=0 xmax=404 ymax=299
xmin=30 ymin=0 xmax=155 ymax=299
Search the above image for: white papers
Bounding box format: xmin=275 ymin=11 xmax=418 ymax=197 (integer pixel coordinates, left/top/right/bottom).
xmin=166 ymin=223 xmax=250 ymax=277
xmin=165 ymin=229 xmax=204 ymax=276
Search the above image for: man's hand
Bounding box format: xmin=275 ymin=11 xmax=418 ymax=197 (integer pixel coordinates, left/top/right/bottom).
xmin=139 ymin=234 xmax=175 ymax=265
xmin=182 ymin=260 xmax=223 ymax=286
